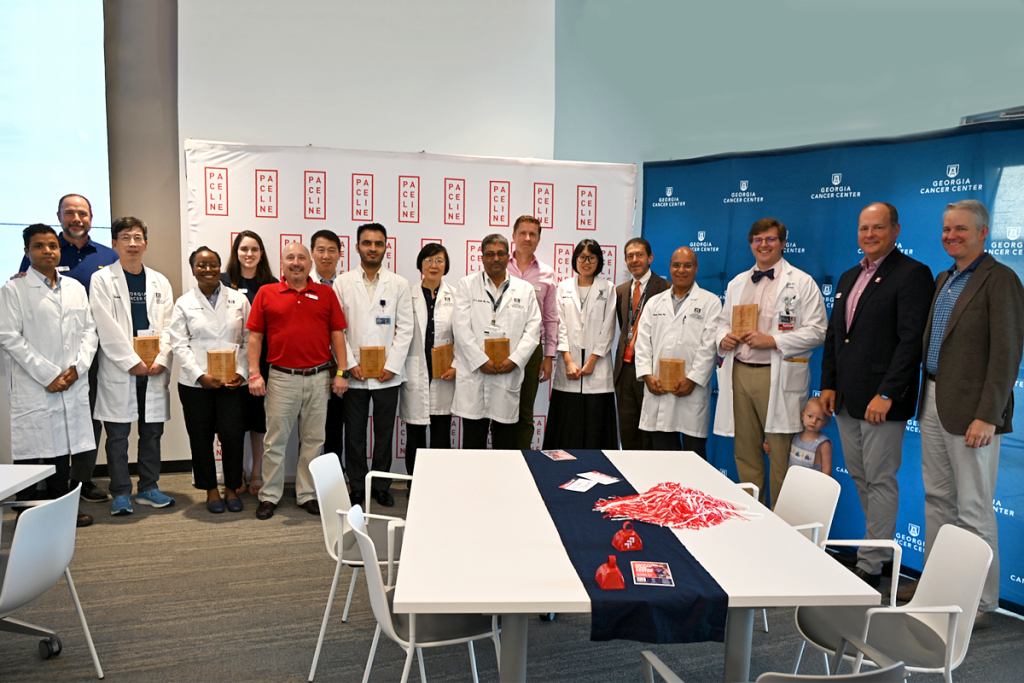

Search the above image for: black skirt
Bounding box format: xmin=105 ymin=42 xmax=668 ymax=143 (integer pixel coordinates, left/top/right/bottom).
xmin=542 ymin=390 xmax=618 ymax=450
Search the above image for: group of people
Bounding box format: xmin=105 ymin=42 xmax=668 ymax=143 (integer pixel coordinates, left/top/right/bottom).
xmin=3 ymin=195 xmax=1021 ymax=629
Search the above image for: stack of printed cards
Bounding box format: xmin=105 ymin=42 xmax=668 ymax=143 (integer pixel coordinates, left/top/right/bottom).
xmin=560 ymin=470 xmax=622 ymax=492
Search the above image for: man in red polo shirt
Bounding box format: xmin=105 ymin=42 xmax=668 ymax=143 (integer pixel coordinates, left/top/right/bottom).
xmin=247 ymin=242 xmax=348 ymax=520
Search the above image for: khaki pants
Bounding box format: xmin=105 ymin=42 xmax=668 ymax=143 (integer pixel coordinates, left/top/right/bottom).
xmin=732 ymin=361 xmax=793 ymax=509
xmin=260 ymin=369 xmax=330 ymax=505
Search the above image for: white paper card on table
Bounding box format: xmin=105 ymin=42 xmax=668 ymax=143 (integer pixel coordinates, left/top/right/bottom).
xmin=577 ymin=471 xmax=622 ymax=485
xmin=542 ymin=450 xmax=576 ymax=461
xmin=559 ymin=477 xmax=599 ymax=492
xmin=631 ymin=561 xmax=675 ymax=587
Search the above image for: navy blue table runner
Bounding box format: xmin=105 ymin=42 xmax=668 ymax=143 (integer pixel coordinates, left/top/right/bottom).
xmin=521 ymin=449 xmax=728 ymax=643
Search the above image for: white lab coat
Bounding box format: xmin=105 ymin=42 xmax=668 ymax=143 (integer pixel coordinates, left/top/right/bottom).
xmin=169 ymin=286 xmax=251 ymax=386
xmin=90 ymin=262 xmax=174 ymax=423
xmin=634 ymin=284 xmax=722 ymax=438
xmin=451 ymin=271 xmax=542 ymax=423
xmin=713 ymin=259 xmax=827 ymax=436
xmin=400 ymin=281 xmax=457 ymax=424
xmin=552 ymin=276 xmax=617 ymax=394
xmin=0 ymin=271 xmax=98 ymax=460
xmin=334 ymin=267 xmax=414 ymax=391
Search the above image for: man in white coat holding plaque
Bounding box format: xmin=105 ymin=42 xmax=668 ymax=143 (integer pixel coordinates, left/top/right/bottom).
xmin=635 ymin=247 xmax=722 ymax=458
xmin=714 ymin=218 xmax=827 ymax=508
xmin=334 ymin=223 xmax=414 ymax=508
xmin=90 ymin=216 xmax=175 ymax=516
xmin=452 ymin=233 xmax=541 ymax=450
xmin=0 ymin=224 xmax=98 ymax=527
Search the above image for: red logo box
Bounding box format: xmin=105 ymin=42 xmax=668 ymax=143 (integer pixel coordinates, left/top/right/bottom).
xmin=352 ymin=173 xmax=373 ymax=221
xmin=533 ymin=182 xmax=554 ymax=228
xmin=490 ymin=181 xmax=510 ymax=227
xmin=577 ymin=185 xmax=596 ymax=230
xmin=305 ymin=171 xmax=326 ymax=220
xmin=421 ymin=237 xmax=442 ymax=247
xmin=399 ymin=175 xmax=419 ymax=223
xmin=383 ymin=237 xmax=397 ymax=273
xmin=256 ymin=169 xmax=278 ymax=218
xmin=337 ymin=235 xmax=351 ymax=275
xmin=466 ymin=240 xmax=482 ymax=274
xmin=554 ymin=243 xmax=574 ymax=283
xmin=279 ymin=234 xmax=303 ymax=278
xmin=229 ymin=232 xmax=239 ymax=254
xmin=396 ymin=417 xmax=407 ymax=459
xmin=444 ymin=178 xmax=465 ymax=225
xmin=601 ymin=245 xmax=618 ymax=282
xmin=205 ymin=167 xmax=228 ymax=216
xmin=531 ymin=416 xmax=546 ymax=450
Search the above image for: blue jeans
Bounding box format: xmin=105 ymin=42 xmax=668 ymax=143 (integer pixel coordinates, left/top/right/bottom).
xmin=105 ymin=376 xmax=164 ymax=497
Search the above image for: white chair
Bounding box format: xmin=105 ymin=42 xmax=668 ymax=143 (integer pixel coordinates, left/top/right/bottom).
xmin=0 ymin=485 xmax=103 ymax=679
xmin=794 ymin=524 xmax=991 ymax=683
xmin=308 ymin=454 xmax=407 ymax=682
xmin=348 ymin=505 xmax=500 ymax=683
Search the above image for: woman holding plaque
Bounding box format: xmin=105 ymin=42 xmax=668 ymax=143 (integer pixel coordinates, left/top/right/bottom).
xmin=171 ymin=247 xmax=251 ymax=513
xmin=400 ymin=243 xmax=457 ymax=480
xmin=543 ymin=239 xmax=618 ymax=450
xmin=222 ymin=231 xmax=276 ymax=495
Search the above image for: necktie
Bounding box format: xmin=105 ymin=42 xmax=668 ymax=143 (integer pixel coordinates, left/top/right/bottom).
xmin=752 ymin=268 xmax=775 ymax=283
xmin=631 ymin=281 xmax=641 ymax=316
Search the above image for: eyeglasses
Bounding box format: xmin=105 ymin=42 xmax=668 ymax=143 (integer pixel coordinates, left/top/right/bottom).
xmin=423 ymin=258 xmax=446 ymax=266
xmin=117 ymin=233 xmax=146 ymax=244
xmin=577 ymin=254 xmax=598 ymax=263
xmin=751 ymin=236 xmax=779 ymax=246
xmin=482 ymin=251 xmax=508 ymax=259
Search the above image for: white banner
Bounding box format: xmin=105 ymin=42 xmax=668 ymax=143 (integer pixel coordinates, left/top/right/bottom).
xmin=185 ymin=139 xmax=636 ymax=465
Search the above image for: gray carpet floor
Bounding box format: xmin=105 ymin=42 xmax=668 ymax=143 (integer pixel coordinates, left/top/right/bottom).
xmin=3 ymin=472 xmax=1024 ymax=682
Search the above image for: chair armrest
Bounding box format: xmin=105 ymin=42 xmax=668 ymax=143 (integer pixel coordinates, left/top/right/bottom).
xmin=386 ymin=519 xmax=406 ymax=588
xmin=858 ymin=605 xmax=960 ymax=674
xmin=364 ymin=472 xmax=413 ymax=514
xmin=832 ymin=633 xmax=901 ymax=675
xmin=0 ymin=500 xmax=45 ymax=507
xmin=822 ymin=539 xmax=903 ymax=605
xmin=737 ymin=482 xmax=759 ymax=501
xmin=791 ymin=521 xmax=823 ymax=545
xmin=640 ymin=651 xmax=685 ymax=683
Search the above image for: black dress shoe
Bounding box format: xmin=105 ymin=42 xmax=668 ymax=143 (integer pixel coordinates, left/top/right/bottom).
xmin=350 ymin=491 xmax=366 ymax=508
xmin=851 ymin=566 xmax=881 ymax=588
xmin=301 ymin=500 xmax=321 ymax=516
xmin=74 ymin=480 xmax=112 ymax=503
xmin=256 ymin=500 xmax=277 ymax=520
xmin=372 ymin=489 xmax=395 ymax=507
xmin=77 ymin=511 xmax=94 ymax=527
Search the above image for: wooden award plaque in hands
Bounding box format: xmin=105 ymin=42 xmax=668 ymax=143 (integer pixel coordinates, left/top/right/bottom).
xmin=732 ymin=304 xmax=759 ymax=336
xmin=360 ymin=346 xmax=387 ymax=379
xmin=133 ymin=336 xmax=160 ymax=367
xmin=207 ymin=350 xmax=237 ymax=383
xmin=484 ymin=338 xmax=511 ymax=366
xmin=659 ymin=358 xmax=686 ymax=392
xmin=431 ymin=344 xmax=453 ymax=379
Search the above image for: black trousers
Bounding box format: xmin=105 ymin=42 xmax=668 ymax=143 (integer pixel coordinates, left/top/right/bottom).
xmin=178 ymin=384 xmax=247 ymax=490
xmin=405 ymin=414 xmax=452 ymax=475
xmin=343 ymin=386 xmax=400 ymax=494
xmin=325 ymin=390 xmax=345 ymax=469
xmin=615 ymin=360 xmax=653 ymax=450
xmin=650 ymin=430 xmax=708 ymax=460
xmin=17 ymin=454 xmax=71 ymax=501
xmin=462 ymin=418 xmax=519 ymax=450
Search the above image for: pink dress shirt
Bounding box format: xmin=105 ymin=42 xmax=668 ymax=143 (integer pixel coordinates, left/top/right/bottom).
xmin=845 ymin=248 xmax=894 ymax=325
xmin=508 ymin=251 xmax=558 ymax=356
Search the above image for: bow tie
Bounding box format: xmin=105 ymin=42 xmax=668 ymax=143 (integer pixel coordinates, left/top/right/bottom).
xmin=752 ymin=268 xmax=775 ymax=283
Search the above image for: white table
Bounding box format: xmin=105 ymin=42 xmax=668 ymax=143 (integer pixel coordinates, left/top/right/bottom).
xmin=393 ymin=450 xmax=879 ymax=682
xmin=0 ymin=464 xmax=55 ymax=500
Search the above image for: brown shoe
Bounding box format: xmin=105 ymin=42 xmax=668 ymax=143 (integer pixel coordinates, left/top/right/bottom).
xmin=77 ymin=511 xmax=94 ymax=527
xmin=256 ymin=500 xmax=277 ymax=520
xmin=894 ymin=579 xmax=918 ymax=602
xmin=301 ymin=500 xmax=321 ymax=516
xmin=973 ymin=610 xmax=994 ymax=630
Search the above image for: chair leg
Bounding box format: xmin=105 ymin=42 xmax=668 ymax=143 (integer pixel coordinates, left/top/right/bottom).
xmin=792 ymin=641 xmax=806 ymax=674
xmin=417 ymin=647 xmax=427 ymax=682
xmin=762 ymin=608 xmax=769 ymax=633
xmin=362 ymin=624 xmax=381 ymax=683
xmin=491 ymin=615 xmax=501 ymax=670
xmin=310 ymin=558 xmax=345 ymax=681
xmin=342 ymin=567 xmax=359 ymax=622
xmin=65 ymin=569 xmax=103 ymax=680
xmin=468 ymin=640 xmax=479 ymax=683
xmin=399 ymin=644 xmax=415 ymax=683
xmin=822 ymin=652 xmax=830 ymax=674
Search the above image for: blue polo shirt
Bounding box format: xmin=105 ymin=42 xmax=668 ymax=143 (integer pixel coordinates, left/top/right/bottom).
xmin=19 ymin=232 xmax=118 ymax=294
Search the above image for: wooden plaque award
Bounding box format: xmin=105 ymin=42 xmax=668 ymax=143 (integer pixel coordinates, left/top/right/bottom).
xmin=732 ymin=304 xmax=759 ymax=336
xmin=659 ymin=358 xmax=686 ymax=391
xmin=431 ymin=344 xmax=453 ymax=379
xmin=484 ymin=338 xmax=511 ymax=366
xmin=133 ymin=336 xmax=160 ymax=366
xmin=207 ymin=350 xmax=236 ymax=383
xmin=360 ymin=346 xmax=387 ymax=379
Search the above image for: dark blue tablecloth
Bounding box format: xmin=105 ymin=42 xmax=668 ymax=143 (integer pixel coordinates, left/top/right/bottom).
xmin=522 ymin=449 xmax=728 ymax=643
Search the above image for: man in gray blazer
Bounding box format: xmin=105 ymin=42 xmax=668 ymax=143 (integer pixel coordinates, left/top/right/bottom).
xmin=910 ymin=199 xmax=1024 ymax=629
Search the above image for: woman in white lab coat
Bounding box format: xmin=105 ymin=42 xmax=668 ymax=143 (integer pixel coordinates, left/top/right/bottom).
xmin=399 ymin=243 xmax=456 ymax=476
xmin=542 ymin=239 xmax=618 ymax=449
xmin=171 ymin=247 xmax=251 ymax=513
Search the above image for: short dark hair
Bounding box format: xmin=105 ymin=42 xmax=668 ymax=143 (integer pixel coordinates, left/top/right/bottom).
xmin=416 ymin=242 xmax=450 ymax=275
xmin=862 ymin=202 xmax=899 ymax=226
xmin=572 ymin=239 xmax=604 ymax=275
xmin=111 ymin=216 xmax=148 ymax=241
xmin=748 ymin=217 xmax=786 ymax=243
xmin=57 ymin=194 xmax=92 ymax=216
xmin=357 ymin=223 xmax=387 ymax=242
xmin=481 ymin=233 xmax=510 ymax=252
xmin=188 ymin=246 xmax=221 ymax=269
xmin=23 ymin=223 xmax=58 ymax=249
xmin=624 ymin=237 xmax=652 ymax=256
xmin=311 ymin=229 xmax=341 ymax=250
xmin=513 ymin=215 xmax=541 ymax=234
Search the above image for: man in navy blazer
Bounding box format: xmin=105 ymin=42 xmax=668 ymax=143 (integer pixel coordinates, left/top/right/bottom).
xmin=820 ymin=202 xmax=933 ymax=587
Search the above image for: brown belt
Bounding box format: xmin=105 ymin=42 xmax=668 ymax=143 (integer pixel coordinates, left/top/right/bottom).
xmin=735 ymin=359 xmax=770 ymax=368
xmin=270 ymin=362 xmax=334 ymax=376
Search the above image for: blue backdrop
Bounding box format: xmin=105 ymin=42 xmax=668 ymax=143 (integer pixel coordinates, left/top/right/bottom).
xmin=642 ymin=119 xmax=1024 ymax=614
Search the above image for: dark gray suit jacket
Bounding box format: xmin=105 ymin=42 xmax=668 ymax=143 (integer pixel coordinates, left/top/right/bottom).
xmin=613 ymin=270 xmax=670 ymax=383
xmin=920 ymin=254 xmax=1024 ymax=435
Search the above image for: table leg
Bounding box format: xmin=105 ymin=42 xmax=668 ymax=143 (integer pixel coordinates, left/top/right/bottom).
xmin=723 ymin=607 xmax=753 ymax=683
xmin=499 ymin=613 xmax=529 ymax=682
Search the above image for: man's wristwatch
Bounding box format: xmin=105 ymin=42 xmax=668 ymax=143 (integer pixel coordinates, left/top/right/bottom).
xmin=337 ymin=369 xmax=350 ymax=379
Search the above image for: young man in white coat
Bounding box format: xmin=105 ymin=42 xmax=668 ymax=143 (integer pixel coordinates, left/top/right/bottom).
xmin=452 ymin=233 xmax=542 ymax=449
xmin=635 ymin=247 xmax=723 ymax=458
xmin=334 ymin=223 xmax=413 ymax=508
xmin=90 ymin=216 xmax=176 ymax=516
xmin=0 ymin=224 xmax=98 ymax=527
xmin=714 ymin=218 xmax=827 ymax=508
